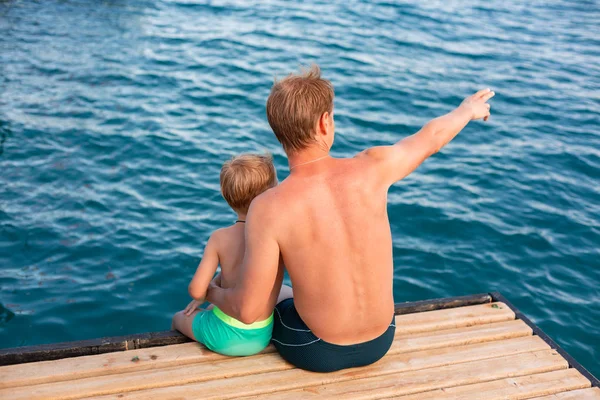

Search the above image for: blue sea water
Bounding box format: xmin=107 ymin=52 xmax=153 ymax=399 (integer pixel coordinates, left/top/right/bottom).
xmin=0 ymin=0 xmax=598 ymax=376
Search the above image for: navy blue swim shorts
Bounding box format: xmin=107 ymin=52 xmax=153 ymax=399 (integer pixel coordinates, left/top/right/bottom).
xmin=272 ymin=298 xmax=395 ymax=372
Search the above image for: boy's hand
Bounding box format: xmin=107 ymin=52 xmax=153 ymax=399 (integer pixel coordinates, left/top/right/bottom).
xmin=459 ymin=89 xmax=495 ymax=121
xmin=183 ymin=299 xmax=203 ymax=316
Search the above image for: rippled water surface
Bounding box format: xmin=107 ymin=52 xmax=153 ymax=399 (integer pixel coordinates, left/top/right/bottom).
xmin=1 ymin=0 xmax=599 ymax=375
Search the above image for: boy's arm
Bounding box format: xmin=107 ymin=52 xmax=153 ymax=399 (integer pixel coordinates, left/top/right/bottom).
xmin=359 ymin=89 xmax=495 ymax=186
xmin=188 ymin=234 xmax=220 ymax=301
xmin=206 ymin=195 xmax=280 ymax=324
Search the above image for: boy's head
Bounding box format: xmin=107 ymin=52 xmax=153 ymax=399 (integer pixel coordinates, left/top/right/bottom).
xmin=220 ymin=154 xmax=277 ymax=214
xmin=266 ymin=64 xmax=335 ymax=154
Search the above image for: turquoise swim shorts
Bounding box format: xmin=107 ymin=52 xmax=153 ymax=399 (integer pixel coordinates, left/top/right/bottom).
xmin=192 ymin=306 xmax=273 ymax=356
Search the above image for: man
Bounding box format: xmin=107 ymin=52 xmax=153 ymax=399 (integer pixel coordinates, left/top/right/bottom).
xmin=207 ymin=65 xmax=494 ymax=372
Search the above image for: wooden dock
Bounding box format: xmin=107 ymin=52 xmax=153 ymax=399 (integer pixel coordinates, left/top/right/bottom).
xmin=0 ymin=292 xmax=598 ymax=399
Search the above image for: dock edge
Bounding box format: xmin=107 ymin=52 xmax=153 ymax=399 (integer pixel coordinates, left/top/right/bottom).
xmin=0 ymin=290 xmax=597 ymax=389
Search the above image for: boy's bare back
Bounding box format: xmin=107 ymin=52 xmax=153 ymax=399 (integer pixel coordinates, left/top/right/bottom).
xmin=173 ymin=152 xmax=284 ymax=355
xmin=211 ymin=225 xmax=246 ymax=290
xmin=183 ymin=153 xmax=280 ymax=320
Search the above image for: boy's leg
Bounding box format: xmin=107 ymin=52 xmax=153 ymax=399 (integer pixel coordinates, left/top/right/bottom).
xmin=171 ymin=309 xmax=202 ymax=341
xmin=277 ymin=284 xmax=293 ymax=305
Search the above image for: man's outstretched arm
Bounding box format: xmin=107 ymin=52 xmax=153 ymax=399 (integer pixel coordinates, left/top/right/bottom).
xmin=360 ymin=89 xmax=495 ymax=186
xmin=206 ymin=195 xmax=280 ymax=324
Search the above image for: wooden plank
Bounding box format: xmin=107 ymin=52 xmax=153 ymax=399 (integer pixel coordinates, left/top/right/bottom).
xmin=0 ymin=330 xmax=190 ymax=366
xmin=2 ymin=335 xmax=545 ymax=400
xmin=391 ymin=319 xmax=531 ymax=353
xmin=0 ymin=295 xmax=492 ymax=367
xmin=0 ymin=316 xmax=528 ymax=390
xmin=0 ymin=342 xmax=275 ymax=389
xmin=529 ymin=387 xmax=600 ymax=399
xmin=491 ymin=292 xmax=600 ymax=389
xmin=394 ymin=302 xmax=514 ymax=335
xmin=229 ymin=351 xmax=570 ymax=400
xmin=385 ymin=335 xmax=549 ymax=376
xmin=394 ymin=293 xmax=491 ymax=315
xmin=86 ymin=349 xmax=566 ymax=400
xmin=2 ymin=352 xmax=293 ymax=400
xmin=392 ymin=369 xmax=590 ymax=399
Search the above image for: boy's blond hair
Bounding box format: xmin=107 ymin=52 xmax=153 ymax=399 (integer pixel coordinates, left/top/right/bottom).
xmin=220 ymin=154 xmax=277 ymax=214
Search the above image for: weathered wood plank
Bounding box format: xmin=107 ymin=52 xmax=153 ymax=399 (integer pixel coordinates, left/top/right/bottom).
xmin=491 ymin=292 xmax=600 ymax=389
xmin=2 ymin=352 xmax=293 ymax=400
xmin=0 ymin=295 xmax=492 ymax=367
xmin=386 ymin=335 xmax=549 ymax=377
xmin=394 ymin=293 xmax=491 ymax=315
xmin=392 ymin=319 xmax=531 ymax=353
xmin=86 ymin=349 xmax=566 ymax=400
xmin=0 ymin=330 xmax=190 ymax=366
xmin=528 ymin=387 xmax=600 ymax=399
xmin=0 ymin=316 xmax=527 ymax=390
xmin=2 ymin=335 xmax=546 ymax=400
xmin=0 ymin=342 xmax=275 ymax=390
xmin=391 ymin=369 xmax=590 ymax=399
xmin=394 ymin=302 xmax=514 ymax=335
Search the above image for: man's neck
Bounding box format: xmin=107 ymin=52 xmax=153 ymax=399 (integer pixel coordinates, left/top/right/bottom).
xmin=288 ymin=147 xmax=331 ymax=171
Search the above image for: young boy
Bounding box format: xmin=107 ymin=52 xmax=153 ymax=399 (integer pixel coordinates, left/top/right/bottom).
xmin=171 ymin=153 xmax=289 ymax=356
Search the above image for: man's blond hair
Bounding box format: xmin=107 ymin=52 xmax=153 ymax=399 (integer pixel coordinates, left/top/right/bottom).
xmin=220 ymin=154 xmax=277 ymax=214
xmin=266 ymin=64 xmax=334 ymax=154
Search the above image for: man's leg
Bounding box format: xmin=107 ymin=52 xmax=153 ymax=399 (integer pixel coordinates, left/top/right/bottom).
xmin=277 ymin=284 xmax=293 ymax=305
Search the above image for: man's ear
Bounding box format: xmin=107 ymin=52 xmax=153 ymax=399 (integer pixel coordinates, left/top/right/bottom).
xmin=318 ymin=112 xmax=330 ymax=136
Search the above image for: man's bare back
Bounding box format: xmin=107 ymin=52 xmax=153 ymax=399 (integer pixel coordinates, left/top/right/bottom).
xmin=263 ymin=156 xmax=394 ymax=343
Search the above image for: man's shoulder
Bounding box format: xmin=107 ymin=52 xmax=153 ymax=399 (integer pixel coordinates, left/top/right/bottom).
xmin=355 ymin=146 xmax=396 ymax=163
xmin=249 ymin=186 xmax=284 ymax=214
xmin=349 ymin=147 xmax=404 ymax=188
xmin=332 ymin=153 xmax=384 ymax=183
xmin=247 ymin=185 xmax=294 ymax=233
